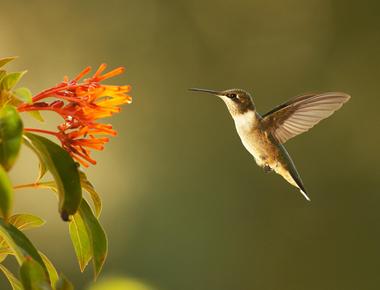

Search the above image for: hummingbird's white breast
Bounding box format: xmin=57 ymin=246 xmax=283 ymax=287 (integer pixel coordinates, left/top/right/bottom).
xmin=233 ymin=111 xmax=273 ymax=167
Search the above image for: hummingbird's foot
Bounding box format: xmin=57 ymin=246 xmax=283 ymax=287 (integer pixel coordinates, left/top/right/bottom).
xmin=263 ymin=164 xmax=272 ymax=173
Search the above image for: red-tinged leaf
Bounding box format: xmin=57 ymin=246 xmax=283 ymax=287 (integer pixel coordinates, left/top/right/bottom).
xmin=20 ymin=258 xmax=52 ymax=290
xmin=0 ymin=264 xmax=23 ymax=290
xmin=0 ymin=165 xmax=13 ymax=220
xmin=23 ymin=133 xmax=82 ymax=221
xmin=0 ymin=105 xmax=23 ymax=171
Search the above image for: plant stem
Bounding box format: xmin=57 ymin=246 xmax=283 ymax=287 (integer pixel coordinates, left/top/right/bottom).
xmin=13 ymin=183 xmax=41 ymax=190
xmin=24 ymin=128 xmax=58 ymax=136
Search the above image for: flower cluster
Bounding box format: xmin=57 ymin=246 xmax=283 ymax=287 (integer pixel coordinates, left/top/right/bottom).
xmin=18 ymin=64 xmax=132 ymax=167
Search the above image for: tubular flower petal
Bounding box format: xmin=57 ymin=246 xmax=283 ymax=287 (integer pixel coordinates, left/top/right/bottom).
xmin=18 ymin=64 xmax=132 ymax=167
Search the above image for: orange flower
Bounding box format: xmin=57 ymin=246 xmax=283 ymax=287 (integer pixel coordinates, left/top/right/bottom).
xmin=18 ymin=64 xmax=132 ymax=167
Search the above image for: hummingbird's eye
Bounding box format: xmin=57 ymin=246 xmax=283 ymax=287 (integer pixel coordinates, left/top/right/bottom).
xmin=229 ymin=93 xmax=237 ymax=99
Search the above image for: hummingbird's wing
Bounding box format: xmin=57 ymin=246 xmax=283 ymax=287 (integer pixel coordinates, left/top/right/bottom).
xmin=261 ymin=92 xmax=350 ymax=144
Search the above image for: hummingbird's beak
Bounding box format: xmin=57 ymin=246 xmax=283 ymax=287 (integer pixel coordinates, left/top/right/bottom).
xmin=189 ymin=88 xmax=222 ymax=96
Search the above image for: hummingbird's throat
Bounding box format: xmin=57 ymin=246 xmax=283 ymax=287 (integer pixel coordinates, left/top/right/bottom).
xmin=233 ymin=110 xmax=258 ymax=132
xmin=221 ymin=96 xmax=256 ymax=117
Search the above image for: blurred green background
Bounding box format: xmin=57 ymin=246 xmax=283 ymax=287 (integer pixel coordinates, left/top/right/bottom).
xmin=1 ymin=0 xmax=380 ymax=289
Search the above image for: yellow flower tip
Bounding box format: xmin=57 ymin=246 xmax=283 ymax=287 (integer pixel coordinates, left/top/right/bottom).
xmin=120 ymin=85 xmax=132 ymax=93
xmin=126 ymin=95 xmax=133 ymax=103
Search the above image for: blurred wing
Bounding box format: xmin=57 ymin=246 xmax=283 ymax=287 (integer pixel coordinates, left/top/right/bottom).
xmin=262 ymin=92 xmax=351 ymax=144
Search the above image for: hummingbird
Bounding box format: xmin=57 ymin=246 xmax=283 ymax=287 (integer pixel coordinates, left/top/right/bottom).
xmin=189 ymin=88 xmax=351 ymax=201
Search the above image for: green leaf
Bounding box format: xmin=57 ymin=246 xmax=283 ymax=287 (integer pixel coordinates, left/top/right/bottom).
xmin=0 ymin=218 xmax=47 ymax=274
xmin=20 ymin=258 xmax=52 ymax=290
xmin=0 ymin=57 xmax=17 ymax=69
xmin=42 ymin=171 xmax=102 ymax=217
xmin=28 ymin=180 xmax=107 ymax=279
xmin=69 ymin=209 xmax=92 ymax=272
xmin=13 ymin=87 xmax=32 ymax=104
xmin=0 ymin=215 xmax=44 ymax=262
xmin=29 ymin=110 xmax=45 ymax=122
xmin=79 ymin=171 xmax=102 ymax=217
xmin=0 ymin=247 xmax=13 ymax=262
xmin=23 ymin=133 xmax=82 ymax=221
xmin=88 ymin=278 xmax=156 ymax=290
xmin=0 ymin=165 xmax=13 ymax=219
xmin=8 ymin=214 xmax=45 ymax=231
xmin=79 ymin=200 xmax=107 ymax=279
xmin=0 ymin=105 xmax=23 ymax=171
xmin=0 ymin=56 xmax=17 ymax=69
xmin=5 ymin=87 xmax=44 ymax=123
xmin=0 ymin=70 xmax=6 ymax=83
xmin=28 ymin=147 xmax=48 ymax=183
xmin=55 ymin=274 xmax=74 ymax=290
xmin=0 ymin=264 xmax=23 ymax=290
xmin=36 ymin=159 xmax=48 ymax=182
xmin=39 ymin=251 xmax=59 ymax=287
xmin=1 ymin=71 xmax=27 ymax=91
xmin=69 ymin=199 xmax=107 ymax=278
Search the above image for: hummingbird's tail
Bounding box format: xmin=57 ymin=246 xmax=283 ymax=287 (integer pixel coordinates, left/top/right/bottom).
xmin=288 ymin=170 xmax=311 ymax=201
xmin=275 ymin=164 xmax=311 ymax=201
xmin=273 ymin=142 xmax=311 ymax=201
xmin=299 ymin=188 xmax=311 ymax=201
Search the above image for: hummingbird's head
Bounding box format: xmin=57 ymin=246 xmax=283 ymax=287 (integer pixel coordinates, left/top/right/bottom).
xmin=189 ymin=88 xmax=255 ymax=116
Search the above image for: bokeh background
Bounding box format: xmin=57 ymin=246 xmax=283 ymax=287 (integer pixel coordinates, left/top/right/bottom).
xmin=1 ymin=0 xmax=380 ymax=289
